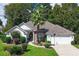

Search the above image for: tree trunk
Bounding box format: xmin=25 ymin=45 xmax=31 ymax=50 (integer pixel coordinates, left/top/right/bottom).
xmin=37 ymin=25 xmax=40 ymax=44
xmin=34 ymin=32 xmax=38 ymax=44
xmin=37 ymin=25 xmax=40 ymax=30
xmin=34 ymin=25 xmax=40 ymax=44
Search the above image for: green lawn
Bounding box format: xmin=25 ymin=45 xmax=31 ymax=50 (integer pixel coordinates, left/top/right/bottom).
xmin=74 ymin=45 xmax=79 ymax=49
xmin=23 ymin=45 xmax=58 ymax=56
xmin=0 ymin=39 xmax=58 ymax=56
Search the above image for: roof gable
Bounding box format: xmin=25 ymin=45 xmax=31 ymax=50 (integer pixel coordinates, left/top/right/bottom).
xmin=6 ymin=21 xmax=75 ymax=36
xmin=25 ymin=21 xmax=75 ymax=35
xmin=19 ymin=23 xmax=31 ymax=31
xmin=5 ymin=26 xmax=27 ymax=34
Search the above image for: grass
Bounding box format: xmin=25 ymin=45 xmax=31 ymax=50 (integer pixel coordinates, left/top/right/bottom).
xmin=0 ymin=40 xmax=11 ymax=56
xmin=74 ymin=45 xmax=79 ymax=49
xmin=0 ymin=38 xmax=58 ymax=56
xmin=23 ymin=45 xmax=58 ymax=56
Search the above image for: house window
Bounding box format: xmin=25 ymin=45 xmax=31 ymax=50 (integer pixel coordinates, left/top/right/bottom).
xmin=38 ymin=32 xmax=46 ymax=42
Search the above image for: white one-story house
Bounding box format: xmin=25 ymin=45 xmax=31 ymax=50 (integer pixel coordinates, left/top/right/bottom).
xmin=5 ymin=21 xmax=75 ymax=45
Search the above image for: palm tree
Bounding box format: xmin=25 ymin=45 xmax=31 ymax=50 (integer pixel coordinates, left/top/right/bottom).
xmin=31 ymin=4 xmax=47 ymax=44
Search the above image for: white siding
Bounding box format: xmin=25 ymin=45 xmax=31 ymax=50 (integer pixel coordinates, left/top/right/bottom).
xmin=6 ymin=28 xmax=27 ymax=38
xmin=13 ymin=28 xmax=27 ymax=37
xmin=47 ymin=35 xmax=74 ymax=45
xmin=20 ymin=25 xmax=31 ymax=30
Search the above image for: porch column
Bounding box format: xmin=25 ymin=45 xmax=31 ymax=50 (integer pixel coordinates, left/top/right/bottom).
xmin=33 ymin=31 xmax=38 ymax=44
xmin=33 ymin=32 xmax=35 ymax=42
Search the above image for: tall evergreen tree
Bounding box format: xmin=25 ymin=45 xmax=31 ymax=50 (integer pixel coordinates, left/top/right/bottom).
xmin=5 ymin=3 xmax=32 ymax=25
xmin=4 ymin=3 xmax=32 ymax=32
xmin=31 ymin=3 xmax=52 ymax=29
xmin=31 ymin=4 xmax=52 ymax=44
xmin=48 ymin=3 xmax=79 ymax=33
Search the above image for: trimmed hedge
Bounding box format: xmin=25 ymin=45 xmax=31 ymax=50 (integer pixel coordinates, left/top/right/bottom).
xmin=22 ymin=43 xmax=27 ymax=51
xmin=20 ymin=36 xmax=26 ymax=43
xmin=6 ymin=37 xmax=11 ymax=44
xmin=0 ymin=33 xmax=6 ymax=43
xmin=44 ymin=41 xmax=51 ymax=48
xmin=4 ymin=44 xmax=14 ymax=51
xmin=11 ymin=31 xmax=20 ymax=38
xmin=9 ymin=45 xmax=23 ymax=55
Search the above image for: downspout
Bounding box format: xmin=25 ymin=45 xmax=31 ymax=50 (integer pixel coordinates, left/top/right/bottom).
xmin=54 ymin=33 xmax=56 ymax=46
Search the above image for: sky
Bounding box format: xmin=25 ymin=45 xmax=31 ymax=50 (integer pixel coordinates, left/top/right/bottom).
xmin=0 ymin=3 xmax=8 ymax=26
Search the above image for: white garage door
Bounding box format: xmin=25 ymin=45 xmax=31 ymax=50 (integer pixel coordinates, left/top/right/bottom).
xmin=47 ymin=35 xmax=74 ymax=45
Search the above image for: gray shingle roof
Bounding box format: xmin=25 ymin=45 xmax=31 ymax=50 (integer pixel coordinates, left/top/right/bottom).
xmin=6 ymin=21 xmax=75 ymax=36
xmin=25 ymin=21 xmax=75 ymax=36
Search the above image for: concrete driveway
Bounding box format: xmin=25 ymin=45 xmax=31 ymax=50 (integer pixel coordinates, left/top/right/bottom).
xmin=52 ymin=45 xmax=79 ymax=56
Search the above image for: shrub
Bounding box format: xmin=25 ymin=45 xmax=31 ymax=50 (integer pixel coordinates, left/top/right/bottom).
xmin=39 ymin=43 xmax=42 ymax=46
xmin=44 ymin=43 xmax=51 ymax=48
xmin=0 ymin=51 xmax=10 ymax=56
xmin=11 ymin=31 xmax=20 ymax=38
xmin=40 ymin=42 xmax=45 ymax=46
xmin=46 ymin=41 xmax=51 ymax=43
xmin=74 ymin=34 xmax=79 ymax=44
xmin=0 ymin=40 xmax=11 ymax=56
xmin=20 ymin=36 xmax=26 ymax=43
xmin=22 ymin=43 xmax=27 ymax=51
xmin=0 ymin=36 xmax=6 ymax=43
xmin=44 ymin=41 xmax=51 ymax=48
xmin=9 ymin=45 xmax=23 ymax=55
xmin=0 ymin=32 xmax=4 ymax=35
xmin=0 ymin=40 xmax=5 ymax=51
xmin=71 ymin=41 xmax=75 ymax=45
xmin=6 ymin=37 xmax=11 ymax=44
xmin=0 ymin=32 xmax=6 ymax=43
xmin=4 ymin=44 xmax=14 ymax=51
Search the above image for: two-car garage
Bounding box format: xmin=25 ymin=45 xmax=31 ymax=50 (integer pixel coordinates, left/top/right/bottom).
xmin=47 ymin=35 xmax=74 ymax=45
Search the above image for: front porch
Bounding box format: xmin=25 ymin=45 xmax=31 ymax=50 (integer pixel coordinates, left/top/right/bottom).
xmin=30 ymin=29 xmax=48 ymax=44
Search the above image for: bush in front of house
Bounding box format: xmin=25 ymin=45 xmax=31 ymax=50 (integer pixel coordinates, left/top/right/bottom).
xmin=46 ymin=41 xmax=51 ymax=43
xmin=5 ymin=43 xmax=28 ymax=55
xmin=44 ymin=43 xmax=51 ymax=48
xmin=11 ymin=31 xmax=21 ymax=44
xmin=11 ymin=31 xmax=20 ymax=38
xmin=0 ymin=32 xmax=6 ymax=43
xmin=20 ymin=36 xmax=26 ymax=43
xmin=0 ymin=40 xmax=5 ymax=51
xmin=4 ymin=44 xmax=14 ymax=51
xmin=44 ymin=41 xmax=51 ymax=48
xmin=9 ymin=45 xmax=23 ymax=55
xmin=71 ymin=41 xmax=75 ymax=45
xmin=22 ymin=43 xmax=27 ymax=51
xmin=0 ymin=51 xmax=11 ymax=56
xmin=6 ymin=37 xmax=11 ymax=44
xmin=0 ymin=32 xmax=4 ymax=35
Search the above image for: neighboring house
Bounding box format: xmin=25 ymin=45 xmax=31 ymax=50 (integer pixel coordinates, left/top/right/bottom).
xmin=5 ymin=21 xmax=75 ymax=45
